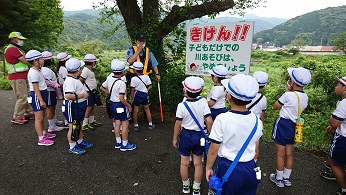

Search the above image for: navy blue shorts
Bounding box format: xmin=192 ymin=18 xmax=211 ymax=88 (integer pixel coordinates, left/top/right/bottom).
xmin=47 ymin=91 xmax=57 ymax=106
xmin=110 ymin=102 xmax=129 ymax=121
xmin=133 ymin=91 xmax=149 ymax=106
xmin=272 ymin=117 xmax=295 ymax=146
xmin=86 ymin=91 xmax=94 ymax=106
xmin=215 ymin=157 xmax=260 ymax=195
xmin=178 ymin=129 xmax=204 ymax=156
xmin=30 ymin=90 xmax=48 ymax=112
xmin=62 ymin=100 xmax=87 ymax=123
xmin=329 ymin=132 xmax=346 ymax=167
xmin=210 ymin=107 xmax=227 ymax=121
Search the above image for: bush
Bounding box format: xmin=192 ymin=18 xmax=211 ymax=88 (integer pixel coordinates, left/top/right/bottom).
xmin=0 ymin=77 xmax=12 ymax=89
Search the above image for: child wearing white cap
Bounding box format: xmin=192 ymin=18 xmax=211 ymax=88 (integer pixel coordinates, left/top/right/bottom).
xmin=80 ymin=54 xmax=102 ymax=131
xmin=173 ymin=76 xmax=213 ymax=195
xmin=247 ymin=71 xmax=268 ymax=161
xmin=207 ymin=65 xmax=228 ymax=120
xmin=325 ymin=76 xmax=346 ymax=195
xmin=62 ymin=58 xmax=93 ymax=155
xmin=206 ymin=74 xmax=263 ymax=195
xmin=26 ymin=50 xmax=56 ymax=146
xmin=270 ymin=67 xmax=311 ymax=187
xmin=100 ymin=59 xmax=136 ymax=151
xmin=130 ymin=61 xmax=154 ymax=131
xmin=57 ymin=52 xmax=71 ymax=127
xmin=41 ymin=51 xmax=64 ymax=133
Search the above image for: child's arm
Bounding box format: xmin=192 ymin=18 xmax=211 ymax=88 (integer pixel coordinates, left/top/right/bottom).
xmin=32 ymin=83 xmax=46 ymax=108
xmin=205 ymin=116 xmax=213 ymax=133
xmin=260 ymin=111 xmax=265 ymax=122
xmin=119 ymin=94 xmax=132 ymax=113
xmin=100 ymin=86 xmax=109 ymax=95
xmin=206 ymin=142 xmax=220 ymax=181
xmin=172 ymin=120 xmax=182 ymax=148
xmin=207 ymin=99 xmax=216 ymax=107
xmin=130 ymin=87 xmax=135 ymax=102
xmin=273 ymin=101 xmax=282 ymax=110
xmin=65 ymin=92 xmax=88 ymax=100
xmin=147 ymin=85 xmax=152 ymax=91
xmin=326 ymin=118 xmax=342 ymax=134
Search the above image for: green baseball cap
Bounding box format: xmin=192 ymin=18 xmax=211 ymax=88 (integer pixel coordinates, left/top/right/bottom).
xmin=8 ymin=32 xmax=27 ymax=39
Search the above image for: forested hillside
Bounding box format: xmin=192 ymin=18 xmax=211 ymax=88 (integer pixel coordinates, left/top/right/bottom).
xmin=253 ymin=5 xmax=346 ymax=47
xmin=58 ymin=10 xmax=131 ymax=50
xmin=58 ymin=9 xmax=286 ymax=50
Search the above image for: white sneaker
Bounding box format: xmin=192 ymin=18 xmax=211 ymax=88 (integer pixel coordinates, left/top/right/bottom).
xmin=48 ymin=126 xmax=64 ymax=132
xmin=55 ymin=120 xmax=64 ymax=126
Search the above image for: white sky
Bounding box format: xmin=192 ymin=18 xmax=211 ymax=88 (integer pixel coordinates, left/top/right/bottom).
xmin=60 ymin=0 xmax=346 ymax=19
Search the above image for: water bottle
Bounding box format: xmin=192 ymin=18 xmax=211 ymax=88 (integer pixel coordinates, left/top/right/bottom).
xmin=294 ymin=118 xmax=304 ymax=142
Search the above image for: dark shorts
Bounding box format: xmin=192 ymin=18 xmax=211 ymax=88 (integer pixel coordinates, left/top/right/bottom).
xmin=329 ymin=132 xmax=346 ymax=167
xmin=215 ymin=157 xmax=260 ymax=195
xmin=210 ymin=107 xmax=227 ymax=121
xmin=86 ymin=91 xmax=94 ymax=106
xmin=30 ymin=90 xmax=48 ymax=112
xmin=272 ymin=117 xmax=295 ymax=146
xmin=62 ymin=100 xmax=87 ymax=123
xmin=133 ymin=91 xmax=149 ymax=106
xmin=47 ymin=91 xmax=57 ymax=107
xmin=178 ymin=129 xmax=204 ymax=156
xmin=110 ymin=101 xmax=130 ymax=121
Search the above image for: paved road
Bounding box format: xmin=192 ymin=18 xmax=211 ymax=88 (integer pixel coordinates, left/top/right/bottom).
xmin=0 ymin=89 xmax=339 ymax=194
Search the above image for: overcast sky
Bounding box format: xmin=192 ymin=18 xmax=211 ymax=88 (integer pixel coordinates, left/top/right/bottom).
xmin=60 ymin=0 xmax=346 ymax=19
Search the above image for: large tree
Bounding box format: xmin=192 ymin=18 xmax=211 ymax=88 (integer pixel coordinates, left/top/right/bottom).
xmin=333 ymin=32 xmax=346 ymax=55
xmin=0 ymin=0 xmax=64 ymax=50
xmin=97 ymin=0 xmax=263 ymax=70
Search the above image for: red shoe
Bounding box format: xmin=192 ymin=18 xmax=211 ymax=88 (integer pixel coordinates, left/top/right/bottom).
xmin=11 ymin=118 xmax=28 ymax=125
xmin=24 ymin=113 xmax=35 ymax=120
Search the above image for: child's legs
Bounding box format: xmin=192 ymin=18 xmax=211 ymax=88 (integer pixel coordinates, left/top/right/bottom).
xmin=89 ymin=105 xmax=95 ymax=117
xmin=328 ymin=157 xmax=346 ymax=188
xmin=46 ymin=106 xmax=55 ymax=120
xmin=284 ymin=144 xmax=294 ymax=169
xmin=35 ymin=110 xmax=45 ymax=136
xmin=275 ymin=143 xmax=286 ymax=171
xmin=192 ymin=154 xmax=203 ymax=183
xmin=84 ymin=106 xmax=92 ymax=118
xmin=114 ymin=120 xmax=121 ymax=138
xmin=120 ymin=120 xmax=129 ymax=140
xmin=67 ymin=124 xmax=74 ymax=143
xmin=78 ymin=121 xmax=84 ymax=140
xmin=180 ymin=155 xmax=190 ymax=181
xmin=143 ymin=105 xmax=152 ymax=123
xmin=133 ymin=106 xmax=139 ymax=124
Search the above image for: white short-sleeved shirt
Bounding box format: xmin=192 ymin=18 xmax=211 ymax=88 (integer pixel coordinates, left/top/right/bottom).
xmin=58 ymin=66 xmax=68 ymax=84
xmin=246 ymin=92 xmax=267 ymax=118
xmin=63 ymin=75 xmax=86 ymax=102
xmin=209 ymin=111 xmax=263 ymax=162
xmin=41 ymin=67 xmax=58 ymax=92
xmin=176 ymin=98 xmax=211 ymax=131
xmin=207 ymin=85 xmax=226 ymax=109
xmin=28 ymin=68 xmax=47 ymax=91
xmin=130 ymin=74 xmax=152 ymax=93
xmin=332 ymin=99 xmax=346 ymax=137
xmin=278 ymin=90 xmax=308 ymax=123
xmin=80 ymin=67 xmax=97 ymax=91
xmin=102 ymin=76 xmax=127 ymax=102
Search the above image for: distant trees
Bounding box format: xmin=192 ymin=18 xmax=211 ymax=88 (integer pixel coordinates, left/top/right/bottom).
xmin=0 ymin=0 xmax=64 ymax=50
xmin=333 ymin=32 xmax=346 ymax=55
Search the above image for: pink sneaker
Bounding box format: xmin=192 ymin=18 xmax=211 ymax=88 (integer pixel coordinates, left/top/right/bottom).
xmin=38 ymin=137 xmax=54 ymax=146
xmin=44 ymin=132 xmax=56 ymax=139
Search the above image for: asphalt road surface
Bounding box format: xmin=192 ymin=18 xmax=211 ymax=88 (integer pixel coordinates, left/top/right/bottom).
xmin=0 ymin=89 xmax=339 ymax=194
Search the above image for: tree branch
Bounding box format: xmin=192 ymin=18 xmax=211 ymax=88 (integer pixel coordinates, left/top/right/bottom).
xmin=154 ymin=0 xmax=235 ymax=41
xmin=117 ymin=0 xmax=142 ymax=38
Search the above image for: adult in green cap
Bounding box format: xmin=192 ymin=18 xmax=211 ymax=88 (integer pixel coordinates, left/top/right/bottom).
xmin=5 ymin=31 xmax=34 ymax=124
